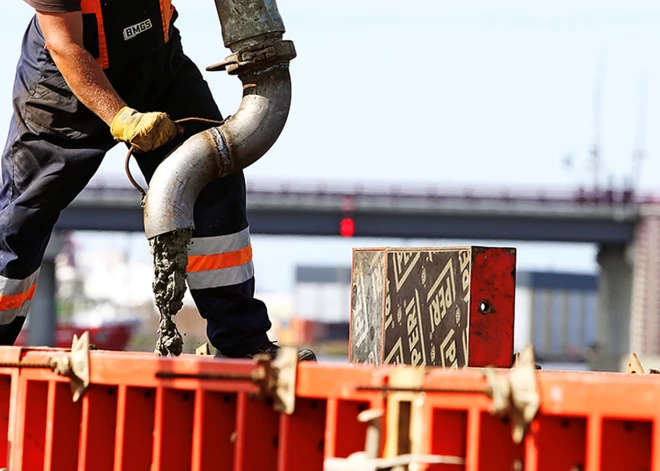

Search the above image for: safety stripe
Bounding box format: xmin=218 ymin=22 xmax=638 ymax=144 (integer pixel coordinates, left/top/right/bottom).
xmin=0 ymin=270 xmax=40 ymax=326
xmin=0 ymin=270 xmax=40 ymax=296
xmin=0 ymin=285 xmax=37 ymax=312
xmin=80 ymin=0 xmax=109 ymax=69
xmin=160 ymin=0 xmax=175 ymax=42
xmin=80 ymin=0 xmax=174 ymax=69
xmin=187 ymin=262 xmax=255 ymax=290
xmin=186 ymin=229 xmax=254 ymax=289
xmin=188 ymin=227 xmax=251 ymax=257
xmin=188 ymin=246 xmax=253 ymax=273
xmin=0 ymin=301 xmax=33 ymax=326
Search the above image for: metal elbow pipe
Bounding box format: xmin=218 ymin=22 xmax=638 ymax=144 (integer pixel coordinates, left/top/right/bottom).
xmin=142 ymin=0 xmax=295 ymax=240
xmin=219 ymin=64 xmax=292 ymax=171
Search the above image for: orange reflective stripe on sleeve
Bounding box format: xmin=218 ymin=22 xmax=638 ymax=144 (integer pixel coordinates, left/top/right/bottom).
xmin=80 ymin=0 xmax=109 ymax=69
xmin=0 ymin=284 xmax=37 ymax=312
xmin=187 ymin=245 xmax=253 ymax=273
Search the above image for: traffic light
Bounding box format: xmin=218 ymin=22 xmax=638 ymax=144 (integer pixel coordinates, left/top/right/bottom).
xmin=339 ymin=217 xmax=355 ymax=237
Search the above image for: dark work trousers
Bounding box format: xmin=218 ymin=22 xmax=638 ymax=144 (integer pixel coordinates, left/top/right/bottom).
xmin=0 ymin=16 xmax=271 ymax=356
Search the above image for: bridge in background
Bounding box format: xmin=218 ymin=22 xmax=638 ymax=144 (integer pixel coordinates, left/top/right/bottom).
xmin=58 ymin=179 xmax=650 ymax=244
xmin=32 ymin=178 xmax=660 ymax=373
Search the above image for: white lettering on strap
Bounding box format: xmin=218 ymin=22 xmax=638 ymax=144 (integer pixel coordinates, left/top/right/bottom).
xmin=123 ymin=19 xmax=154 ymax=41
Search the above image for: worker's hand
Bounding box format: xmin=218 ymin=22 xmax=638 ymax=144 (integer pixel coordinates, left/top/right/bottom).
xmin=110 ymin=106 xmax=181 ymax=153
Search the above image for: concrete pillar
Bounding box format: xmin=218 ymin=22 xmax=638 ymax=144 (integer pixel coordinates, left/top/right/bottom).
xmin=589 ymin=244 xmax=634 ymax=372
xmin=27 ymin=232 xmax=63 ymax=347
xmin=629 ymin=209 xmax=660 ymax=356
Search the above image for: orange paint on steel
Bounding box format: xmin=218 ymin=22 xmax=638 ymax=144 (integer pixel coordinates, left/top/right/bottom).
xmin=44 ymin=380 xmax=82 ymax=469
xmin=17 ymin=377 xmax=48 ymax=470
xmin=78 ymin=385 xmax=117 ymax=471
xmin=234 ymin=391 xmax=279 ymax=470
xmin=277 ymin=399 xmax=326 ymax=471
xmin=586 ymin=416 xmax=602 ymax=471
xmin=600 ymin=419 xmax=652 ymax=471
xmin=652 ymin=416 xmax=660 ymax=471
xmin=524 ymin=420 xmax=540 ymax=471
xmin=190 ymin=390 xmax=237 ymax=471
xmin=0 ymin=375 xmax=10 ymax=468
xmin=152 ymin=388 xmax=195 ymax=471
xmin=2 ymin=348 xmax=660 ymax=469
xmin=114 ymin=385 xmax=156 ymax=470
xmin=464 ymin=409 xmax=481 ymax=471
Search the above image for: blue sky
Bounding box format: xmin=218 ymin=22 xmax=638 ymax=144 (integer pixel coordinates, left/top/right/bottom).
xmin=3 ymin=1 xmax=660 ymax=293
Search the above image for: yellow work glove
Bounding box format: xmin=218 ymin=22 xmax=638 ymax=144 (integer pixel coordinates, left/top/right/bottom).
xmin=110 ymin=106 xmax=180 ymax=153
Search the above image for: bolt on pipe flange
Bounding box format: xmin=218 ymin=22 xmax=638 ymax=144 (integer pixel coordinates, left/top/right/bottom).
xmin=207 ymin=39 xmax=297 ymax=75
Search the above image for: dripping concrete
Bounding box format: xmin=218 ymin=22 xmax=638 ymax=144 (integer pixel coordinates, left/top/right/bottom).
xmin=143 ymin=0 xmax=297 ymax=355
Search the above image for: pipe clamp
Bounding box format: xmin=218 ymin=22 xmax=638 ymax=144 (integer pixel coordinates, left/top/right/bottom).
xmin=206 ymin=40 xmax=296 ymax=75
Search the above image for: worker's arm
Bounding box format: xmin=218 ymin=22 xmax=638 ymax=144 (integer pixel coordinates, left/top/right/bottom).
xmin=35 ymin=10 xmax=180 ymax=152
xmin=37 ymin=11 xmax=124 ymax=125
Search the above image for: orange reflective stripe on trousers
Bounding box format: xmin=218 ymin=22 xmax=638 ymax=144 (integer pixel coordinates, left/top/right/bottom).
xmin=186 ymin=228 xmax=255 ymax=290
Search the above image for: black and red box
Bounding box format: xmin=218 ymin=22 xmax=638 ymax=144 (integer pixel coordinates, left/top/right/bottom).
xmin=348 ymin=246 xmax=516 ymax=368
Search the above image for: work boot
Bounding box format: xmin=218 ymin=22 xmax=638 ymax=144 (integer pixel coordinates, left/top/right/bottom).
xmin=216 ymin=340 xmax=317 ymax=362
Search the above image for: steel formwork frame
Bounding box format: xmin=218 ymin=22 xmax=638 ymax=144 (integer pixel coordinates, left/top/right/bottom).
xmin=0 ymin=346 xmax=658 ymax=471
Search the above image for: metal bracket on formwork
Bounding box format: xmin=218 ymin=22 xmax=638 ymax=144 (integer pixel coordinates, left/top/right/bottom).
xmin=324 ymin=453 xmax=465 ymax=471
xmin=382 ymin=367 xmax=427 ymax=460
xmin=250 ymin=346 xmax=299 ymax=415
xmin=511 ymin=350 xmax=543 ymax=370
xmin=0 ymin=332 xmax=91 ymax=403
xmin=195 ymin=343 xmax=211 ymax=356
xmin=483 ymin=345 xmax=540 ymax=444
xmin=327 ymin=368 xmax=465 ymax=471
xmin=155 ymin=346 xmax=299 ymax=415
xmin=323 ymin=403 xmax=465 ymax=471
xmin=626 ymin=353 xmax=660 ymax=374
xmin=206 ymin=40 xmax=297 ymax=75
xmin=49 ymin=331 xmax=91 ymax=403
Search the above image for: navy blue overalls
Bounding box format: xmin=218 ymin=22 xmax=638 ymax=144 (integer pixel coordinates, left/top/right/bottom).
xmin=0 ymin=0 xmax=272 ymax=356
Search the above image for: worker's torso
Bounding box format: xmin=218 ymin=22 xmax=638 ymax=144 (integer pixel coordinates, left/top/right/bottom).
xmin=81 ymin=0 xmax=176 ymax=70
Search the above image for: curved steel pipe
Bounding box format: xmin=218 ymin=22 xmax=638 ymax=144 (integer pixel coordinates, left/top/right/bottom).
xmin=143 ymin=63 xmax=292 ymax=239
xmin=220 ymin=65 xmax=292 ymax=170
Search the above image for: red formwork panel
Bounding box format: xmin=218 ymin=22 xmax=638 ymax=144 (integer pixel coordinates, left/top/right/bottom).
xmin=1 ymin=347 xmax=660 ymax=470
xmin=408 ymin=368 xmax=660 ymax=471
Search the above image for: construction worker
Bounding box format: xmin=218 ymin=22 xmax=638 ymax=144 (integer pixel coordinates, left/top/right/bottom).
xmin=1 ymin=1 xmax=316 ymax=361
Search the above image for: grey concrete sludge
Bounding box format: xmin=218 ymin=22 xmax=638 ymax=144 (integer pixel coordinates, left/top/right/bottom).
xmin=149 ymin=229 xmax=192 ymax=356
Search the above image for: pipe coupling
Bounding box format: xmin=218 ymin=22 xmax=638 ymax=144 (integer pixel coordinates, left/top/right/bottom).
xmin=207 ymin=38 xmax=296 ymax=75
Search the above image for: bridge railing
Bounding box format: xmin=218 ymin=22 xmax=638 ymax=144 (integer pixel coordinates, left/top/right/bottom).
xmin=83 ymin=176 xmax=653 ymax=207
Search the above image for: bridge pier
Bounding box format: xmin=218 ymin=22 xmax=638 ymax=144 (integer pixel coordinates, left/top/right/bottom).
xmin=588 ymin=244 xmax=635 ymax=372
xmin=627 ymin=207 xmax=660 ymax=370
xmin=27 ymin=232 xmax=63 ymax=347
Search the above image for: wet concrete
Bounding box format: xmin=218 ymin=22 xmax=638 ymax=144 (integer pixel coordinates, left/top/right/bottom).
xmin=149 ymin=229 xmax=192 ymax=356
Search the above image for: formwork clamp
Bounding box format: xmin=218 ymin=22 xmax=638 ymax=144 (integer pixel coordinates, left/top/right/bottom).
xmin=251 ymin=346 xmax=299 ymax=415
xmin=626 ymin=353 xmax=660 ymax=375
xmin=49 ymin=331 xmax=91 ymax=403
xmin=484 ymin=344 xmax=540 ymax=444
xmin=335 ymin=345 xmax=541 ymax=471
xmin=0 ymin=331 xmax=91 ymax=403
xmin=156 ymin=346 xmax=299 ymax=415
xmin=324 ymin=406 xmax=465 ymax=471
